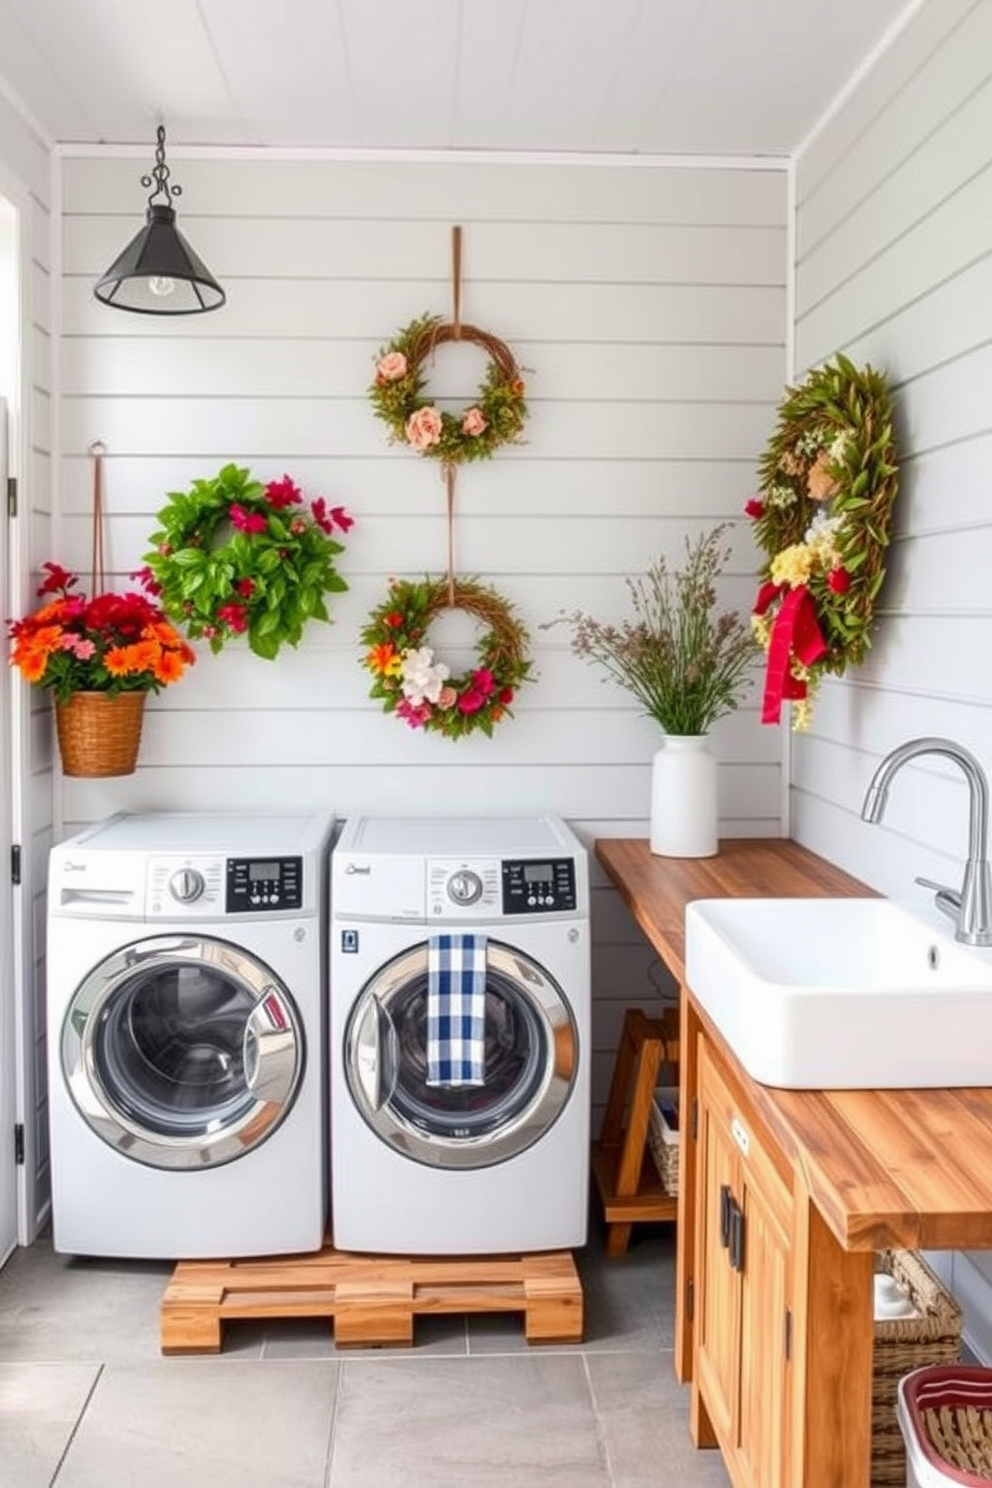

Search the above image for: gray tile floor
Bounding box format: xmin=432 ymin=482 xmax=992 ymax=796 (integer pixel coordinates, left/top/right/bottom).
xmin=0 ymin=1217 xmax=731 ymax=1488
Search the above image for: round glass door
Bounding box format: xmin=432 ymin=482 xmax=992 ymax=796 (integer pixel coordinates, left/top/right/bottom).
xmin=344 ymin=939 xmax=578 ymax=1169
xmin=62 ymin=934 xmax=303 ymax=1170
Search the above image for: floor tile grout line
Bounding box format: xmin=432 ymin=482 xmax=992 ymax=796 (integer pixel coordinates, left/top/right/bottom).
xmin=49 ymin=1362 xmax=104 ymax=1487
xmin=581 ymin=1351 xmax=619 ymax=1488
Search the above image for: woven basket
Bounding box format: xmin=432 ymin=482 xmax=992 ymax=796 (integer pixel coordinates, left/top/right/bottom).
xmin=54 ymin=691 xmax=146 ymax=778
xmin=872 ymin=1250 xmax=963 ymax=1487
xmin=647 ymin=1087 xmax=680 ymax=1196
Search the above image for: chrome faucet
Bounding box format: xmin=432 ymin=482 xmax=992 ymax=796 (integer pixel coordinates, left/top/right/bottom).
xmin=861 ymin=736 xmax=992 ymax=947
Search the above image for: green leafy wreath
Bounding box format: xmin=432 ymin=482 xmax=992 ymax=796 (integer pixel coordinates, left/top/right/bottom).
xmin=142 ymin=463 xmax=354 ymax=660
xmin=361 ymin=576 xmax=532 ymax=739
xmin=369 ymin=314 xmax=528 ymax=464
xmin=748 ymin=354 xmax=899 ymax=729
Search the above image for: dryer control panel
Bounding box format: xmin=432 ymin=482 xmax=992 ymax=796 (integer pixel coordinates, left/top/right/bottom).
xmin=227 ymin=855 xmax=303 ymax=912
xmin=501 ymin=857 xmax=578 ymax=915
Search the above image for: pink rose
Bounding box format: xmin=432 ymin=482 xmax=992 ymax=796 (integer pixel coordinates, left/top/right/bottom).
xmin=406 ymin=406 xmax=443 ymax=451
xmin=437 ymin=686 xmax=458 ymax=710
xmin=462 ymin=406 xmax=488 ymax=437
xmin=377 ymin=351 xmax=408 ymax=382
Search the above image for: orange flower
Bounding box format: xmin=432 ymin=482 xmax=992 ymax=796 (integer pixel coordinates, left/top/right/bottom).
xmin=153 ymin=648 xmax=189 ymax=685
xmin=366 ymin=642 xmax=402 ymax=677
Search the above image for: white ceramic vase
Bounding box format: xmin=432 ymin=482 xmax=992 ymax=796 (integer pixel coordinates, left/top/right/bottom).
xmin=649 ymin=734 xmax=718 ymax=858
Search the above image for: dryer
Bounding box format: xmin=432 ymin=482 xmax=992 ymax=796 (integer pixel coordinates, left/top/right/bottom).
xmin=46 ymin=810 xmax=334 ymax=1259
xmin=330 ymin=814 xmax=590 ymax=1255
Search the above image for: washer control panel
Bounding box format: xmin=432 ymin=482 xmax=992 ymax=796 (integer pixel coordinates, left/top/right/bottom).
xmin=428 ymin=858 xmax=501 ymax=916
xmin=227 ymin=855 xmax=303 ymax=912
xmin=502 ymin=857 xmax=578 ymax=915
xmin=149 ymin=855 xmax=226 ymax=915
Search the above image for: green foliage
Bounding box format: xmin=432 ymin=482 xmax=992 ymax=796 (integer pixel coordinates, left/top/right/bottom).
xmin=143 ymin=464 xmax=352 ymax=660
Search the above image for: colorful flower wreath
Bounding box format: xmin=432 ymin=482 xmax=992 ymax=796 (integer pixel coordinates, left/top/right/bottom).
xmin=361 ymin=576 xmax=533 ymax=739
xmin=748 ymin=354 xmax=899 ymax=729
xmin=142 ymin=463 xmax=354 ymax=661
xmin=369 ymin=314 xmax=528 ymax=464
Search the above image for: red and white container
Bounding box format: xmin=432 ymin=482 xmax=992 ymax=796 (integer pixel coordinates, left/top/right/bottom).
xmin=897 ymin=1365 xmax=992 ymax=1487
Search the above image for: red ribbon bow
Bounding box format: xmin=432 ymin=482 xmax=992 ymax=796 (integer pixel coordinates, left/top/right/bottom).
xmin=754 ymin=582 xmax=828 ymax=725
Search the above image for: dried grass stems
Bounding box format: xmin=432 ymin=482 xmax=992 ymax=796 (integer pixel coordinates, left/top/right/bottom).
xmin=547 ymin=524 xmax=754 ymax=736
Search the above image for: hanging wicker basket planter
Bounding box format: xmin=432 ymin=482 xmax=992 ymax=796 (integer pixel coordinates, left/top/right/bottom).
xmin=54 ymin=691 xmax=147 ymax=778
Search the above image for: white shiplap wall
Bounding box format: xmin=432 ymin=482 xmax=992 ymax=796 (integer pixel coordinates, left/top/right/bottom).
xmin=0 ymin=84 xmax=54 ymax=1240
xmin=49 ymin=153 xmax=788 ymax=1170
xmin=793 ymin=0 xmax=992 ymax=1357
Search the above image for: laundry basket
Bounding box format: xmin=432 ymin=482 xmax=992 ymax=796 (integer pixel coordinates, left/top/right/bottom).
xmin=872 ymin=1251 xmax=963 ymax=1487
xmin=647 ymin=1087 xmax=679 ymax=1196
xmin=897 ymin=1364 xmax=992 ymax=1487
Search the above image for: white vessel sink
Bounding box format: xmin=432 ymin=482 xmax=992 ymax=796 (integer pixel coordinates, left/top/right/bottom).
xmin=684 ymin=897 xmax=992 ymax=1089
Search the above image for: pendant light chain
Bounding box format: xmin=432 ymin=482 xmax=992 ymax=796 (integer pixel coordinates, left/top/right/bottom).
xmin=142 ymin=125 xmax=181 ymax=209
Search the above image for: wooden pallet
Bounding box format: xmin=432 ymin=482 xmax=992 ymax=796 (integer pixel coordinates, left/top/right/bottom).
xmin=160 ymin=1240 xmax=584 ymax=1354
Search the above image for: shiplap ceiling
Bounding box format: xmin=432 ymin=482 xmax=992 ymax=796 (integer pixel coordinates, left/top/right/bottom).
xmin=0 ymin=0 xmax=915 ymax=156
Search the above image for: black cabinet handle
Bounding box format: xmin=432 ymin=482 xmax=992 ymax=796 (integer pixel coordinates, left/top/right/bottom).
xmin=729 ymin=1201 xmax=745 ymax=1273
xmin=719 ymin=1183 xmax=732 ymax=1248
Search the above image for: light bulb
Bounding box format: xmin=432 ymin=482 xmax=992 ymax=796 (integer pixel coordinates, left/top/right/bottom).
xmin=148 ymin=276 xmax=176 ymax=297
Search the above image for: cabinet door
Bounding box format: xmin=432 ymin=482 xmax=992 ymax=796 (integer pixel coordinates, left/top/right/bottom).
xmin=695 ymin=1038 xmax=743 ymax=1450
xmin=738 ymin=1141 xmax=792 ymax=1488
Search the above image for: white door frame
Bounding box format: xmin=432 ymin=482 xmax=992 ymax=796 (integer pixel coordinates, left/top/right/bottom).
xmin=0 ymin=164 xmax=32 ymax=1259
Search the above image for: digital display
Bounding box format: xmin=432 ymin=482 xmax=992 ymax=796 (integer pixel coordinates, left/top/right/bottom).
xmin=523 ymin=863 xmax=552 ymax=884
xmin=249 ymin=861 xmax=280 ymax=882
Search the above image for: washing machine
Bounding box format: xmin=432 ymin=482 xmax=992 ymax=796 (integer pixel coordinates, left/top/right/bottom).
xmin=46 ymin=810 xmax=334 ymax=1259
xmin=330 ymin=814 xmax=590 ymax=1255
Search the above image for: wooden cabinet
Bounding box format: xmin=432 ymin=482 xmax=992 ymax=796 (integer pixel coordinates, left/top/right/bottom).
xmin=694 ymin=1033 xmax=793 ymax=1488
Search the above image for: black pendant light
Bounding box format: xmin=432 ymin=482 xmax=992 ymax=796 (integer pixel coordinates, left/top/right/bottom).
xmin=94 ymin=125 xmax=225 ymax=315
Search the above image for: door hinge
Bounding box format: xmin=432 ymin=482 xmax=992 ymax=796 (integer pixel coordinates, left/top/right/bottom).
xmin=10 ymin=844 xmax=21 ymax=886
xmin=685 ymin=1275 xmax=694 ymax=1323
xmin=14 ymin=1124 xmax=24 ymax=1165
xmin=784 ymin=1306 xmax=793 ymax=1361
xmin=6 ymin=476 xmax=15 ymax=518
xmin=691 ymin=1095 xmax=698 ymax=1141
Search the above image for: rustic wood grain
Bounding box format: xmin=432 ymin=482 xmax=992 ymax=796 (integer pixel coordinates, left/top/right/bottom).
xmin=595 ymin=837 xmax=992 ymax=1254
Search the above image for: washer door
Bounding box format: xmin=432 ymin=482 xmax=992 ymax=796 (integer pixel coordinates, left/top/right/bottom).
xmin=343 ymin=939 xmax=578 ymax=1170
xmin=62 ymin=934 xmax=303 ymax=1170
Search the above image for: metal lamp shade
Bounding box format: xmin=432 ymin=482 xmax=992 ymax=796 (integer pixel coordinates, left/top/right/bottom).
xmin=94 ymin=203 xmax=225 ymax=315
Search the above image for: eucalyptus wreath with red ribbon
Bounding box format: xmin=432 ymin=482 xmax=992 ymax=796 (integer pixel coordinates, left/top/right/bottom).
xmin=748 ymin=355 xmax=899 ymax=730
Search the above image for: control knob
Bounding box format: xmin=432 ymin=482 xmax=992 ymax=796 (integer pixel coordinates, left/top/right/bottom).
xmin=447 ymin=869 xmax=483 ymax=906
xmin=169 ymin=868 xmax=205 ymax=904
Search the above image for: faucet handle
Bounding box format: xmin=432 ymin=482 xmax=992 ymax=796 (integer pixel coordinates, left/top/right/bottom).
xmin=915 ymin=876 xmax=961 ymax=903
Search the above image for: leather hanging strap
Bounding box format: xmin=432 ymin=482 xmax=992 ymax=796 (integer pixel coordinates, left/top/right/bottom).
xmin=443 ymin=222 xmax=464 ymax=603
xmin=444 ymin=464 xmax=457 ymax=606
xmin=451 ymin=224 xmax=462 ymax=339
xmin=88 ymin=439 xmax=107 ymax=594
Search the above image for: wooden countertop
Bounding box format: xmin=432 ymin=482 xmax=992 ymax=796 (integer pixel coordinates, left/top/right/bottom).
xmin=596 ymin=837 xmax=992 ymax=1254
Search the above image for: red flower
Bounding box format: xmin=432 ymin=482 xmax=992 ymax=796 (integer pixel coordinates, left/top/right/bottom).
xmin=745 ymin=497 xmax=765 ymax=519
xmin=235 ymin=578 xmax=256 ymax=598
xmin=216 ymin=602 xmax=249 ymax=633
xmin=309 ymin=496 xmax=354 ymax=535
xmin=827 ymin=567 xmax=851 ymax=594
xmin=265 ymin=476 xmax=303 ymax=509
xmin=498 ymin=687 xmax=514 ymax=705
xmin=229 ymin=503 xmax=267 ymax=535
xmin=130 ymin=565 xmax=162 ymax=597
xmin=384 ymin=611 xmax=405 ymax=629
xmin=37 ymin=562 xmax=77 ymax=597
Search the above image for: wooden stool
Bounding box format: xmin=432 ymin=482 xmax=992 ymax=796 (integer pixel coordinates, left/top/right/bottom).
xmin=591 ymin=1006 xmax=680 ymax=1257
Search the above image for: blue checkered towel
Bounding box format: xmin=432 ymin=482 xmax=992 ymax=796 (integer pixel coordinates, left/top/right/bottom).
xmin=426 ymin=933 xmax=487 ymax=1087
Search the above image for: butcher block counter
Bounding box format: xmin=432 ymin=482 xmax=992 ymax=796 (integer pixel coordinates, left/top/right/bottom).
xmin=595 ymin=837 xmax=992 ymax=1488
